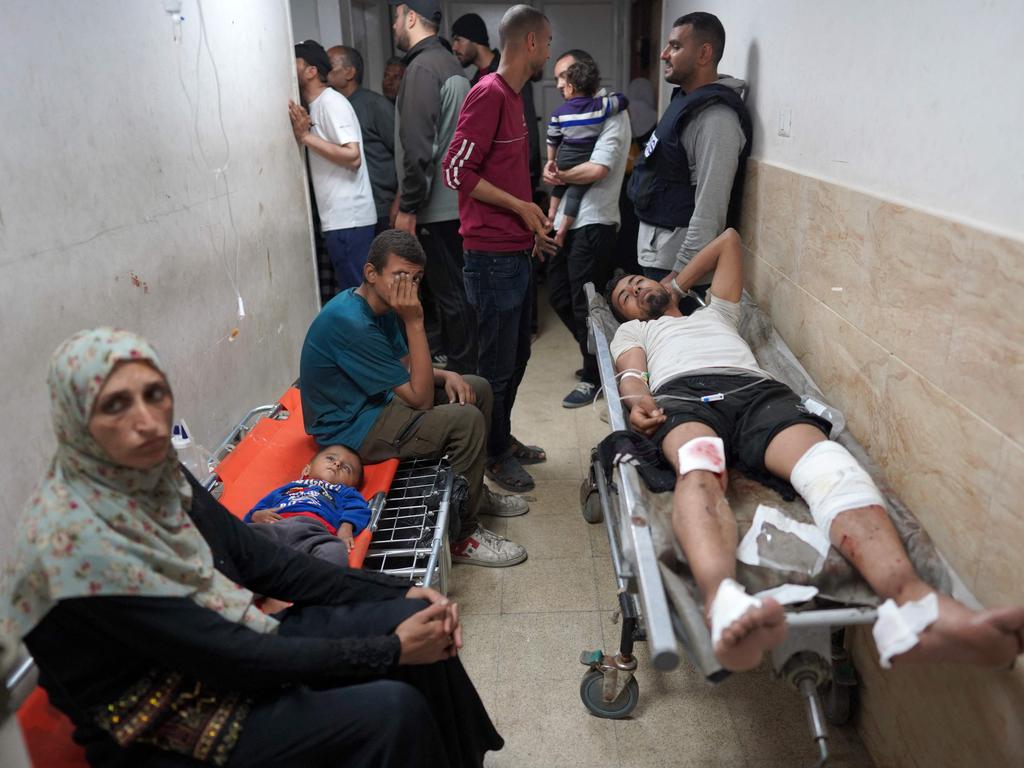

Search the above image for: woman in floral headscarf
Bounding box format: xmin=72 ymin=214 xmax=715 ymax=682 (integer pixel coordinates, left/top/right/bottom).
xmin=1 ymin=328 xmax=502 ymax=767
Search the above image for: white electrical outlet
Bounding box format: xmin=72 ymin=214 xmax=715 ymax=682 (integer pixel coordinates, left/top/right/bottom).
xmin=778 ymin=108 xmax=792 ymax=138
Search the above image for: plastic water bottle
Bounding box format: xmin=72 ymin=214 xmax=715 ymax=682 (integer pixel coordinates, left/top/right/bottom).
xmin=172 ymin=420 xmax=210 ymax=481
xmin=801 ymin=395 xmax=846 ymax=439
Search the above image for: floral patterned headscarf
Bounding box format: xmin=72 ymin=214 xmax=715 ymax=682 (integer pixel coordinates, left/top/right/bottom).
xmin=0 ymin=328 xmax=277 ymax=644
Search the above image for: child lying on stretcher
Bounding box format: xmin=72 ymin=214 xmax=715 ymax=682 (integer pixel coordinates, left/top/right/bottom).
xmin=242 ymin=445 xmax=370 ymax=567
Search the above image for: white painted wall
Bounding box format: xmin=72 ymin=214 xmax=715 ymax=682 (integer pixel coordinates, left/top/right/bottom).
xmin=660 ymin=0 xmax=1024 ymax=237
xmin=0 ymin=0 xmax=319 ymax=562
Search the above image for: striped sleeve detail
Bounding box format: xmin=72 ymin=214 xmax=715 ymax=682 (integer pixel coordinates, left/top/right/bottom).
xmin=444 ymin=138 xmax=476 ymax=189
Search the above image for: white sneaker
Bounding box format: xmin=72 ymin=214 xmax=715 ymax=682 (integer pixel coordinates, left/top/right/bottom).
xmin=481 ymin=485 xmax=529 ymax=517
xmin=452 ymin=525 xmax=528 ymax=567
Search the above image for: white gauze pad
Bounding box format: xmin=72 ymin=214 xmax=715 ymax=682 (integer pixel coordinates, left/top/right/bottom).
xmin=678 ymin=436 xmax=726 ymax=477
xmin=872 ymin=593 xmax=939 ymax=669
xmin=710 ymin=578 xmax=762 ymax=646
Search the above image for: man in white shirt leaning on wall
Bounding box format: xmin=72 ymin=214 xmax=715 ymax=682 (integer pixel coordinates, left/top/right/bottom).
xmin=289 ymin=40 xmax=378 ymax=292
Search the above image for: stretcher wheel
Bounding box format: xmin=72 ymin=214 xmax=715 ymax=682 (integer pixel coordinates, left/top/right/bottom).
xmin=579 ymin=477 xmax=603 ymax=524
xmin=579 ymin=669 xmax=639 ymax=719
xmin=823 ymin=681 xmax=852 ymax=725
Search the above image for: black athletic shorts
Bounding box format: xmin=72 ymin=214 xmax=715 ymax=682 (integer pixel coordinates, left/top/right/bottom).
xmin=649 ymin=373 xmax=830 ymax=477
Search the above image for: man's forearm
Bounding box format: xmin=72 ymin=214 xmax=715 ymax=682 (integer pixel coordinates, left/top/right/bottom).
xmin=402 ymin=320 xmax=435 ymax=409
xmin=468 ymin=178 xmax=526 ymax=217
xmin=556 ymin=161 xmax=609 ymax=185
xmin=674 ymin=229 xmax=740 ymax=293
xmin=302 ymin=134 xmax=361 ymax=169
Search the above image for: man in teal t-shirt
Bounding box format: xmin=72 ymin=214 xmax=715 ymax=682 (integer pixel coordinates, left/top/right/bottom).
xmin=299 ymin=230 xmax=530 ymax=568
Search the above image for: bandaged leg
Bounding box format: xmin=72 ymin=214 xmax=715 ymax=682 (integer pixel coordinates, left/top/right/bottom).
xmin=677 ymin=436 xmax=726 ymax=476
xmin=789 ymin=441 xmax=885 ymax=538
xmin=872 ymin=593 xmax=939 ymax=668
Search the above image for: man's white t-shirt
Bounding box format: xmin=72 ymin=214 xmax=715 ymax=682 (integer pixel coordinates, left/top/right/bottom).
xmin=609 ymin=293 xmax=769 ymax=391
xmin=307 ymin=89 xmax=377 ymax=232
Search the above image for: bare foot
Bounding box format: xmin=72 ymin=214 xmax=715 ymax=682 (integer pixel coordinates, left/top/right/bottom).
xmin=713 ymin=597 xmax=787 ymax=671
xmin=892 ymin=594 xmax=1024 ymax=667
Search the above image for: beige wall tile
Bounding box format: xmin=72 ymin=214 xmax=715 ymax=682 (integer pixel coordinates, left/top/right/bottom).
xmin=975 ymin=437 xmax=1024 ymax=605
xmin=861 ymin=202 xmax=971 ymax=383
xmin=756 ymin=162 xmax=804 ymax=281
xmin=945 ymin=230 xmax=1024 ymax=443
xmin=739 ymin=158 xmax=761 ymax=256
xmin=851 ymin=627 xmax=1024 ymax=767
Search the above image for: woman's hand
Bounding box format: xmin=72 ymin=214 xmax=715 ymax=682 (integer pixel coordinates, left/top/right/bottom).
xmin=251 ymin=508 xmax=284 ymax=524
xmin=406 ymin=587 xmax=462 ymax=655
xmin=395 ymin=601 xmax=457 ymax=664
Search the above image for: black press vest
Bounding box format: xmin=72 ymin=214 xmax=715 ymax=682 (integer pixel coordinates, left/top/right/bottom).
xmin=628 ymin=83 xmax=753 ymax=230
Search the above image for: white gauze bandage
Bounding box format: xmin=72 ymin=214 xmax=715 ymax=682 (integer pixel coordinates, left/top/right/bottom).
xmin=872 ymin=593 xmax=939 ymax=669
xmin=677 ymin=436 xmax=726 ymax=477
xmin=789 ymin=441 xmax=884 ymax=538
xmin=710 ymin=578 xmax=762 ymax=646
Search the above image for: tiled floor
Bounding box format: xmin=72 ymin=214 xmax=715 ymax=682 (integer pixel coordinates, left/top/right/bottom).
xmin=448 ymin=291 xmax=875 ymax=768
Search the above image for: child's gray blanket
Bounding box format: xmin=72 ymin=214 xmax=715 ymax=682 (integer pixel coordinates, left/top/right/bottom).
xmin=589 ymin=291 xmax=950 ymax=605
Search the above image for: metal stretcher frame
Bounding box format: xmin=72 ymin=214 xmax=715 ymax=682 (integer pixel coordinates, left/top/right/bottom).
xmin=579 ymin=283 xmax=886 ymax=765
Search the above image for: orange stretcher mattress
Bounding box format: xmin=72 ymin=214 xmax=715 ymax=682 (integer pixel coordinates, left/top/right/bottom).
xmin=212 ymin=387 xmax=399 ymax=568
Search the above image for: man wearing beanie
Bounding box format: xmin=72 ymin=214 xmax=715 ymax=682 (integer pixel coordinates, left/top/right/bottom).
xmin=451 ymin=13 xmax=541 ymax=190
xmin=390 ymin=1 xmax=477 ymax=378
xmin=289 ymin=40 xmax=377 ymax=292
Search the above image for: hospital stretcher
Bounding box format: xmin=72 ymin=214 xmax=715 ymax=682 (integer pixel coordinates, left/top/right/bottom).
xmin=577 ymin=283 xmax=969 ymax=766
xmin=5 ymin=385 xmax=452 ymax=767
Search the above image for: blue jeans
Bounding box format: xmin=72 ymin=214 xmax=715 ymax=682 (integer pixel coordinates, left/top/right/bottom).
xmin=463 ymin=250 xmax=532 ymax=460
xmin=324 ymin=224 xmax=376 ymax=291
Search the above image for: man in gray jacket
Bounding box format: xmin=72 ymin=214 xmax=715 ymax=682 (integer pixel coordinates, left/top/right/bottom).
xmin=629 ymin=12 xmax=752 ymax=301
xmin=391 ymin=0 xmax=477 ymax=376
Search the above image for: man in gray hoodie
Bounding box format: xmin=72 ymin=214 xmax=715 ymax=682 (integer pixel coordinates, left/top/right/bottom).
xmin=391 ymin=0 xmax=477 ymax=376
xmin=629 ymin=11 xmax=752 ymax=301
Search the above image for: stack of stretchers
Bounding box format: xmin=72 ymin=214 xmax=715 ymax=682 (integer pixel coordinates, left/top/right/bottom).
xmin=578 ymin=283 xmax=967 ymax=764
xmin=10 ymin=385 xmax=452 ymax=767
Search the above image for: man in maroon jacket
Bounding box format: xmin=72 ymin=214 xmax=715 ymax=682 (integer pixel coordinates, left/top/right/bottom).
xmin=443 ymin=5 xmax=555 ymax=493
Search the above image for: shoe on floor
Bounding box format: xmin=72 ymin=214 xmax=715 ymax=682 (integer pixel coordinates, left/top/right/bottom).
xmin=431 ymin=354 xmax=448 ymax=369
xmin=562 ymin=381 xmax=598 ymax=408
xmin=452 ymin=525 xmax=527 ymax=567
xmin=481 ymin=485 xmax=529 ymax=517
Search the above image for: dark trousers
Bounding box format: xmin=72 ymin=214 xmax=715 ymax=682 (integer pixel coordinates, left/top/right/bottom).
xmin=419 ymin=220 xmax=478 ymax=375
xmin=325 ymin=224 xmax=376 ymax=291
xmin=548 ymin=223 xmax=615 ymax=385
xmin=250 ymin=517 xmax=349 ymax=567
xmin=358 ymin=377 xmax=491 ymax=537
xmin=228 ymin=599 xmax=502 ymax=767
xmin=463 ymin=250 xmax=532 ymax=460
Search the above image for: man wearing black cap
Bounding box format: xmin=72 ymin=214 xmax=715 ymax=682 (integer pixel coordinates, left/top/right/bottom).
xmin=451 ymin=13 xmax=540 ymax=189
xmin=388 ymin=1 xmax=477 ymax=379
xmin=289 ymin=41 xmax=377 ymax=291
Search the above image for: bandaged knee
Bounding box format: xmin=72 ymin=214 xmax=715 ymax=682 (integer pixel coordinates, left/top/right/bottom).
xmin=790 ymin=441 xmax=884 ymax=538
xmin=710 ymin=578 xmax=761 ymax=646
xmin=677 ymin=436 xmax=726 ymax=477
xmin=872 ymin=593 xmax=939 ymax=668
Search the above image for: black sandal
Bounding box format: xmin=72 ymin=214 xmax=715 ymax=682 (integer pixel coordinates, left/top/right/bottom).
xmin=510 ymin=436 xmax=546 ymax=465
xmin=485 ymin=454 xmax=535 ymax=493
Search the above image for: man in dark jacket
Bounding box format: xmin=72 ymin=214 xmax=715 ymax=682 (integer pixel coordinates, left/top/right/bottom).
xmin=390 ymin=0 xmax=477 ymax=377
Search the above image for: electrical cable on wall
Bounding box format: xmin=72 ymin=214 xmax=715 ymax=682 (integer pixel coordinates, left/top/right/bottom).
xmin=165 ymin=0 xmax=247 ymax=338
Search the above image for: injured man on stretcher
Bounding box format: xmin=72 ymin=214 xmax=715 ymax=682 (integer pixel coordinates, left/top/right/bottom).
xmin=607 ymin=228 xmax=1024 ymax=673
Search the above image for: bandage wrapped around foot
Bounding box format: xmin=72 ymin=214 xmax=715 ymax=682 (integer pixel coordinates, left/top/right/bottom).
xmin=710 ymin=578 xmax=762 ymax=646
xmin=790 ymin=441 xmax=885 ymax=537
xmin=678 ymin=436 xmax=726 ymax=477
xmin=872 ymin=593 xmax=939 ymax=668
